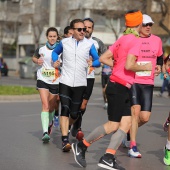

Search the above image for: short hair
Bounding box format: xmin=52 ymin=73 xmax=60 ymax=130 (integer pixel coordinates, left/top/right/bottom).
xmin=70 ymin=19 xmax=84 ymax=29
xmin=46 ymin=27 xmax=59 ymax=37
xmin=83 ymin=18 xmax=94 ymax=28
xmin=125 ymin=9 xmax=139 ymax=15
xmin=64 ymin=26 xmax=72 ymax=35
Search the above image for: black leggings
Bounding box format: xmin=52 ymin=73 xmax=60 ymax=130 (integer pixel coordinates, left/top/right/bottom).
xmin=130 ymin=83 xmax=154 ymax=112
xmin=59 ymin=83 xmax=86 ymax=119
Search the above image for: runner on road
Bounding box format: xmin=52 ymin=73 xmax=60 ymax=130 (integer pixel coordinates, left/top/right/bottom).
xmin=162 ymin=55 xmax=170 ymax=165
xmin=32 ymin=27 xmax=61 ymax=143
xmin=70 ymin=17 xmax=107 ymax=141
xmin=52 ymin=19 xmax=101 ymax=152
xmin=72 ymin=10 xmax=152 ymax=170
xmin=124 ymin=15 xmax=163 ymax=158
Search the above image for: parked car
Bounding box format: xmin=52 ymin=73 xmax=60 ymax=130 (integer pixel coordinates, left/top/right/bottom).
xmin=0 ymin=58 xmax=8 ymax=76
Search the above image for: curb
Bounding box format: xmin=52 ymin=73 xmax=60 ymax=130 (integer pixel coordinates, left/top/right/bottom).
xmin=0 ymin=90 xmax=168 ymax=102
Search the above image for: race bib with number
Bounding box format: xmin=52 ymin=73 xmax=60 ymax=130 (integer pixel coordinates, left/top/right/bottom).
xmin=42 ymin=68 xmax=55 ymax=80
xmin=136 ymin=61 xmax=151 ymax=76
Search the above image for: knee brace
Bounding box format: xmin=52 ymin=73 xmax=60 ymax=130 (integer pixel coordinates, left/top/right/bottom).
xmin=70 ymin=111 xmax=79 ymax=120
xmin=60 ymin=106 xmax=69 ymax=117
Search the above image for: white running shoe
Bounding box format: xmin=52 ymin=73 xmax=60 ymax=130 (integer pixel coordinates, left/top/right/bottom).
xmin=104 ymin=103 xmax=108 ymax=110
xmin=53 ymin=116 xmax=59 ymax=127
xmin=128 ymin=146 xmax=142 ymax=158
xmin=156 ymin=93 xmax=162 ymax=97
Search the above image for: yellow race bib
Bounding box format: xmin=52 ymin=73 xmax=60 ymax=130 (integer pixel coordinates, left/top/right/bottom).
xmin=42 ymin=68 xmax=55 ymax=80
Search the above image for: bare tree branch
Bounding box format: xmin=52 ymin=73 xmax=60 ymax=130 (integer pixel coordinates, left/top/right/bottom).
xmin=157 ymin=0 xmax=170 ymax=35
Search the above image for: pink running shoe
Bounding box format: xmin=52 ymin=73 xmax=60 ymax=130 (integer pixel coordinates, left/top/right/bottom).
xmin=163 ymin=117 xmax=170 ymax=132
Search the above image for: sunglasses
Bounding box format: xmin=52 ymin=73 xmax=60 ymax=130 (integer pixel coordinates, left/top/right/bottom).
xmin=73 ymin=28 xmax=86 ymax=32
xmin=142 ymin=23 xmax=153 ymax=27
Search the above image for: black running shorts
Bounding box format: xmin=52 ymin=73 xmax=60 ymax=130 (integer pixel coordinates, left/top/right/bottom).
xmin=101 ymin=74 xmax=110 ymax=88
xmin=37 ymin=80 xmax=59 ymax=95
xmin=83 ymin=78 xmax=95 ymax=100
xmin=106 ymin=81 xmax=131 ymax=122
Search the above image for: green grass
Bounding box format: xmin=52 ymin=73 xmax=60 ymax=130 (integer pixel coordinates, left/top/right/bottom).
xmin=0 ymin=85 xmax=39 ymax=95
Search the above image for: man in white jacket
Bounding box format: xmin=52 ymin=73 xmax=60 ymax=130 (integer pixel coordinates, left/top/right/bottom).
xmin=52 ymin=19 xmax=100 ymax=152
xmin=70 ymin=17 xmax=107 ymax=141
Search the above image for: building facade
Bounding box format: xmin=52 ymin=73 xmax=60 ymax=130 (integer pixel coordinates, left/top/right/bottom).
xmin=1 ymin=0 xmax=170 ymax=70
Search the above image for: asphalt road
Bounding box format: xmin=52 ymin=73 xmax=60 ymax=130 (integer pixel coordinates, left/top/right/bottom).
xmin=0 ymin=73 xmax=170 ymax=170
xmin=0 ymin=72 xmax=36 ymax=87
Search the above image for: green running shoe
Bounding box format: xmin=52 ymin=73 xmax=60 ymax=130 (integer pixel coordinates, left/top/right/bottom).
xmin=42 ymin=132 xmax=50 ymax=143
xmin=164 ymin=146 xmax=170 ymax=165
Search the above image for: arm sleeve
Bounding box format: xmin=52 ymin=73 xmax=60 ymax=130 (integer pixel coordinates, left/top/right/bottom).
xmin=52 ymin=41 xmax=63 ymax=62
xmin=156 ymin=40 xmax=163 ymax=66
xmin=90 ymin=44 xmax=101 ymax=67
xmin=157 ymin=55 xmax=163 ymax=66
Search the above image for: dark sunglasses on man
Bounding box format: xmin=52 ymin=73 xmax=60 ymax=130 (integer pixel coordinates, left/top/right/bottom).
xmin=73 ymin=28 xmax=86 ymax=32
xmin=142 ymin=23 xmax=153 ymax=27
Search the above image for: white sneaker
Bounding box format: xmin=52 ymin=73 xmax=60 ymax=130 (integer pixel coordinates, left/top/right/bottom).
xmin=53 ymin=116 xmax=59 ymax=127
xmin=104 ymin=103 xmax=108 ymax=110
xmin=128 ymin=146 xmax=142 ymax=158
xmin=156 ymin=93 xmax=162 ymax=97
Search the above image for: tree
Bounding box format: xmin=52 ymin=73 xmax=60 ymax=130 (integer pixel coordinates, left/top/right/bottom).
xmin=0 ymin=0 xmax=20 ymax=56
xmin=91 ymin=0 xmax=147 ymax=40
xmin=155 ymin=0 xmax=170 ymax=36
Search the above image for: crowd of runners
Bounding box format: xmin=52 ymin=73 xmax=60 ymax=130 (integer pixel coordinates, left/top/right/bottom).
xmin=32 ymin=9 xmax=170 ymax=170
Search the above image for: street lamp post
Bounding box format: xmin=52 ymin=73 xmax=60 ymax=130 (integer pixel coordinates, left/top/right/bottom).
xmin=0 ymin=0 xmax=7 ymax=58
xmin=0 ymin=23 xmax=2 ymax=58
xmin=49 ymin=0 xmax=56 ymax=27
